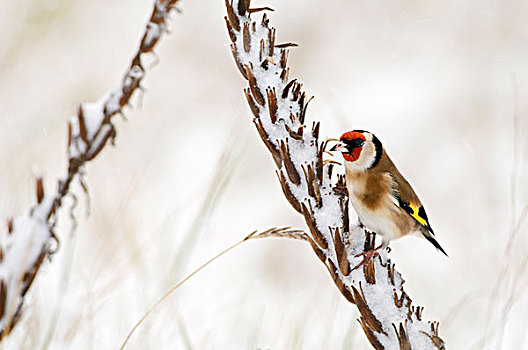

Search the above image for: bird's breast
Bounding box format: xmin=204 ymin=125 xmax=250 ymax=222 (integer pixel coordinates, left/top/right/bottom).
xmin=345 ymin=170 xmax=410 ymax=241
xmin=345 ymin=170 xmax=391 ymax=209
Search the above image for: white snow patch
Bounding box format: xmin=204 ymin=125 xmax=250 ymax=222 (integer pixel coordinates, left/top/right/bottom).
xmin=0 ymin=210 xmax=52 ymax=329
xmin=124 ymin=65 xmax=144 ymax=89
xmin=105 ymin=89 xmax=123 ymax=116
xmin=144 ymin=22 xmax=162 ymax=49
xmin=80 ymin=98 xmax=106 ymax=141
xmin=68 ymin=114 xmax=85 ymax=158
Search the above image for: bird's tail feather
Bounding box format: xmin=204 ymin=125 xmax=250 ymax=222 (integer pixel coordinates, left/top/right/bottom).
xmin=422 ymin=231 xmax=448 ymax=256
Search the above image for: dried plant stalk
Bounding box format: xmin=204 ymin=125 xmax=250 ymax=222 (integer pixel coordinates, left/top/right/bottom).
xmin=120 ymin=226 xmax=305 ymax=349
xmin=0 ymin=0 xmax=181 ymax=339
xmin=224 ymin=1 xmax=445 ymax=348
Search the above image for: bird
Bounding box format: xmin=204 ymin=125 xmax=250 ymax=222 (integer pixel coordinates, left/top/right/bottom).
xmin=330 ymin=130 xmax=447 ymax=264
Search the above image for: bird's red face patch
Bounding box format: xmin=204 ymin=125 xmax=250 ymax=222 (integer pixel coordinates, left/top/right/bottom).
xmin=340 ymin=131 xmax=366 ymax=162
xmin=343 ymin=148 xmax=363 ymax=162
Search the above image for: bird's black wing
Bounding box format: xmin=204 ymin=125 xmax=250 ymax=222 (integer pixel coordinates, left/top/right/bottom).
xmin=392 ymin=191 xmax=448 ymax=256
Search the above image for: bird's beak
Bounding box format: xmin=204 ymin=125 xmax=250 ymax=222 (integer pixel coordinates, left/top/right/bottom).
xmin=330 ymin=141 xmax=348 ymax=153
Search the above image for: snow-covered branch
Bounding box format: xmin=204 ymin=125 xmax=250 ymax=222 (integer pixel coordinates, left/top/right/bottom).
xmin=224 ymin=1 xmax=445 ymax=348
xmin=0 ymin=0 xmax=181 ymax=339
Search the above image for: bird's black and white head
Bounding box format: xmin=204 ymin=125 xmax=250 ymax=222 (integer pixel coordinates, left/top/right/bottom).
xmin=330 ymin=130 xmax=383 ymax=171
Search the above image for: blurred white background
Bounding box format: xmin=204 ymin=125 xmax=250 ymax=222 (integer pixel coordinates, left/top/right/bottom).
xmin=1 ymin=0 xmax=527 ymax=348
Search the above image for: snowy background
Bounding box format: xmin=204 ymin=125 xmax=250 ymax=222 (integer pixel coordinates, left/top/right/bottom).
xmin=1 ymin=0 xmax=527 ymax=348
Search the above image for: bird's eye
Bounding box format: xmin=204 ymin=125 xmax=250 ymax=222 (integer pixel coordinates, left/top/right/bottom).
xmin=353 ymin=138 xmax=365 ymax=147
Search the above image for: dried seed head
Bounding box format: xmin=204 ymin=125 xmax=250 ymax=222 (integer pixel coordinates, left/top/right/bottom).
xmin=224 ymin=16 xmax=237 ymax=42
xmin=415 ymin=306 xmax=423 ymax=321
xmin=393 ymin=323 xmax=411 ymax=350
xmin=259 ymin=39 xmax=264 ymax=61
xmin=340 ymin=284 xmax=356 ymax=304
xmin=282 ymin=79 xmax=297 ymax=99
xmin=327 ymin=163 xmax=334 ymax=179
xmin=0 ymin=280 xmax=6 ymax=320
xmin=237 ymin=0 xmax=249 ymax=16
xmin=364 ymin=259 xmax=376 ymax=284
xmin=280 ymin=49 xmax=289 ymax=68
xmin=275 ymin=42 xmax=299 ymax=49
xmin=86 ymin=125 xmax=115 ymax=161
xmin=358 ymin=317 xmax=385 ymax=350
xmin=7 ymin=218 xmax=13 ymax=234
xmin=298 ymin=92 xmax=305 ymax=110
xmin=261 ymin=13 xmax=268 ymax=26
xmin=248 ymin=7 xmax=274 ymax=14
xmin=248 ymin=227 xmax=306 ymax=242
xmin=36 ymin=177 xmax=44 ymax=204
xmin=387 ymin=263 xmax=394 ymax=285
xmin=342 ymin=197 xmax=350 ymax=234
xmin=300 ymin=96 xmax=314 ymax=125
xmin=245 ymin=66 xmax=265 ymax=106
xmin=352 ymin=284 xmax=385 ymax=335
xmin=268 ymin=28 xmax=276 ymax=57
xmin=280 ymin=67 xmax=290 ymax=82
xmin=279 ymin=140 xmax=301 ymax=185
xmin=225 ymin=0 xmax=240 ymax=31
xmin=67 ymin=121 xmax=72 ymax=148
xmin=296 ymin=125 xmax=304 ymax=138
xmin=305 ymin=234 xmax=327 ymax=263
xmin=77 ymin=104 xmax=88 ymax=143
xmin=244 ymin=88 xmax=260 ymax=118
xmin=253 ymin=118 xmax=281 ymax=167
xmin=243 ymin=22 xmax=251 ymax=53
xmin=266 ymin=87 xmax=278 ymax=123
xmin=302 ymin=164 xmax=322 ymax=208
xmin=301 ymin=203 xmax=328 ymax=249
xmin=292 ymin=82 xmax=302 ymax=101
xmin=284 ymin=124 xmax=303 ymax=141
xmin=334 ymin=228 xmax=350 ymax=276
xmin=230 ymin=45 xmax=248 ymax=80
xmin=276 ymin=170 xmax=302 ymax=213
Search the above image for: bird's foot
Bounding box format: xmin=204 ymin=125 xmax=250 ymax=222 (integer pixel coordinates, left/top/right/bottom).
xmin=352 ymin=245 xmax=383 ymax=271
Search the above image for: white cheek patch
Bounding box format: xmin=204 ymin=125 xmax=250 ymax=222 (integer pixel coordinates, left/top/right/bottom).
xmin=346 ymin=141 xmax=376 ymax=171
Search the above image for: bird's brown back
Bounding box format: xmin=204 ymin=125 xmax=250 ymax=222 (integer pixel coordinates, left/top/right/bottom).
xmin=346 ymin=148 xmax=422 ymax=209
xmin=375 ymin=149 xmax=421 ymax=206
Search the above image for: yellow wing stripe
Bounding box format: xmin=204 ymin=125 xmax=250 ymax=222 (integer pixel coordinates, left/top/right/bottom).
xmin=409 ymin=204 xmax=428 ymax=227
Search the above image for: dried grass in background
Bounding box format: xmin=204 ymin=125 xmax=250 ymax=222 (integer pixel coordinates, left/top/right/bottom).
xmin=120 ymin=226 xmax=307 ymax=349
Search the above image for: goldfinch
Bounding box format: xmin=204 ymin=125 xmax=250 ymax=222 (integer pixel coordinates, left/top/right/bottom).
xmin=330 ymin=130 xmax=447 ymax=256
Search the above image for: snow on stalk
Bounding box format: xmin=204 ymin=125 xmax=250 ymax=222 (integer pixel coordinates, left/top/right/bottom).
xmin=0 ymin=0 xmax=181 ymax=339
xmin=224 ymin=1 xmax=445 ymax=348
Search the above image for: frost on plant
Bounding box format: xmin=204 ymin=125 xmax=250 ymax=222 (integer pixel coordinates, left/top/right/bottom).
xmin=224 ymin=0 xmax=445 ymax=348
xmin=0 ymin=0 xmax=181 ymax=339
